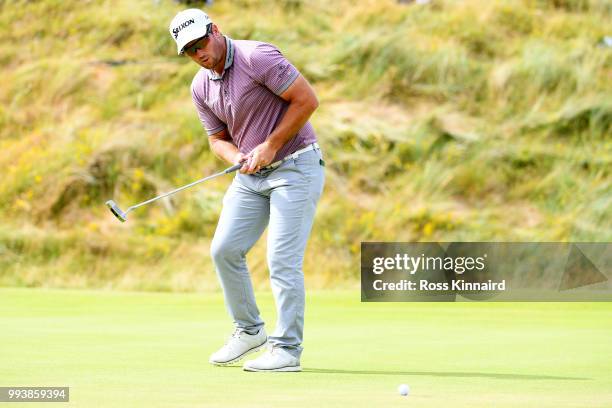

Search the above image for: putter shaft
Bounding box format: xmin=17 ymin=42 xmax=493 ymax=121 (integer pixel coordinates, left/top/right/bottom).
xmin=106 ymin=162 xmax=243 ymax=222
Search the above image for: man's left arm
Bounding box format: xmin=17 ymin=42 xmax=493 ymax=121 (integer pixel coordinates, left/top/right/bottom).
xmin=244 ymin=75 xmax=318 ymax=173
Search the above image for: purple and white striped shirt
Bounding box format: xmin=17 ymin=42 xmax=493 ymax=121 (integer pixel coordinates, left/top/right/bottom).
xmin=191 ymin=36 xmax=317 ymax=162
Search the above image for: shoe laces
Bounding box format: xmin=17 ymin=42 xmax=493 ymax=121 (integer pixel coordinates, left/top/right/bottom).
xmin=225 ymin=328 xmax=242 ymax=345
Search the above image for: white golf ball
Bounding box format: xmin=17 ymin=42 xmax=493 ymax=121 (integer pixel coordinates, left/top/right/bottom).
xmin=398 ymin=384 xmax=410 ymax=396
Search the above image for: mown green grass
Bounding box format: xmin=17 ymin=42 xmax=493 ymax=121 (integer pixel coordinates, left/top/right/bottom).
xmin=1 ymin=288 xmax=611 ymax=407
xmin=0 ymin=0 xmax=610 ymax=290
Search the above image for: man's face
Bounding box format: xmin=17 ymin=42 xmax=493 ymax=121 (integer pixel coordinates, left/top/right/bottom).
xmin=183 ymin=25 xmax=224 ymax=69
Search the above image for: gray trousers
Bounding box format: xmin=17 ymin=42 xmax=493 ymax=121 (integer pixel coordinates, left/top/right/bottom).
xmin=210 ymin=147 xmax=325 ymax=358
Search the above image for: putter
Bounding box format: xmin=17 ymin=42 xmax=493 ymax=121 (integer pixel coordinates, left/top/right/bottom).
xmin=106 ymin=162 xmax=244 ymax=222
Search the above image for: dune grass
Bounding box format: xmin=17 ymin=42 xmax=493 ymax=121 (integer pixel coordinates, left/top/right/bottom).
xmin=0 ymin=0 xmax=610 ymax=290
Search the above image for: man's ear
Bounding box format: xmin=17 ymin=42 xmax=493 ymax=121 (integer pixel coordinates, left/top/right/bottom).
xmin=211 ymin=24 xmax=220 ymax=36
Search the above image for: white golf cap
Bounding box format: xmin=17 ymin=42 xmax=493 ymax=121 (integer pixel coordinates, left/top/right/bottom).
xmin=169 ymin=9 xmax=213 ymax=55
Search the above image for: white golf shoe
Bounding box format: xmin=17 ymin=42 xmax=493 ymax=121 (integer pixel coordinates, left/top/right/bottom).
xmin=209 ymin=328 xmax=267 ymax=366
xmin=243 ymin=346 xmax=302 ymax=372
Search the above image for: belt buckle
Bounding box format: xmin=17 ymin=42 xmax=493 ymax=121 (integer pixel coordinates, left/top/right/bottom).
xmin=257 ymin=161 xmax=280 ymax=175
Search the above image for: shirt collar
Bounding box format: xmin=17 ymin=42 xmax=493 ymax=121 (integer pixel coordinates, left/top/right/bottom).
xmin=208 ymin=36 xmax=234 ymax=81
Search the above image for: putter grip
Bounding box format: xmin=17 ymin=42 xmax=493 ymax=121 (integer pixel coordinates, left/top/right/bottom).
xmin=225 ymin=162 xmax=244 ymax=173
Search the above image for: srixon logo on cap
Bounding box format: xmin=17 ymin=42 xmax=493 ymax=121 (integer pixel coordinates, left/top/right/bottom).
xmin=173 ymin=18 xmax=195 ymax=39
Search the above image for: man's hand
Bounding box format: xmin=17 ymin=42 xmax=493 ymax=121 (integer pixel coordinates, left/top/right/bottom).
xmin=232 ymin=151 xmax=248 ymax=173
xmin=242 ymin=141 xmax=278 ymax=174
xmin=233 ymin=151 xmax=246 ymax=164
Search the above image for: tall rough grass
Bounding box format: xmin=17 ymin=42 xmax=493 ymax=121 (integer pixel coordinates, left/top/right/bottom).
xmin=0 ymin=0 xmax=610 ymax=291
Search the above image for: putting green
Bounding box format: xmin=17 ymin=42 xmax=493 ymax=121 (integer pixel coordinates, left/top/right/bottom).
xmin=1 ymin=288 xmax=611 ymax=407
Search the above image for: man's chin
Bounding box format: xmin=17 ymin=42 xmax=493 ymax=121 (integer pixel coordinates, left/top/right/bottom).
xmin=199 ymin=59 xmax=213 ymax=69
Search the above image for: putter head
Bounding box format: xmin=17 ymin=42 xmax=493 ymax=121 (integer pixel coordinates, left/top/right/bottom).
xmin=105 ymin=200 xmax=127 ymax=222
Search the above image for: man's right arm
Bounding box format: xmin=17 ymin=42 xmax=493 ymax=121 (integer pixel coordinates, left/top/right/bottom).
xmin=208 ymin=128 xmax=244 ymax=165
xmin=192 ymin=78 xmax=240 ymax=165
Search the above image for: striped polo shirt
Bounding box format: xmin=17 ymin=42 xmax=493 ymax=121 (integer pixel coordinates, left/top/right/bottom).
xmin=191 ymin=36 xmax=317 ymax=162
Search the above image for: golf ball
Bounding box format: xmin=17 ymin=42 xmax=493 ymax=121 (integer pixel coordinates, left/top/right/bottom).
xmin=398 ymin=384 xmax=410 ymax=396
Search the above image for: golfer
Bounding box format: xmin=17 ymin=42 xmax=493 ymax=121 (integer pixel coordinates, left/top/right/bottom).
xmin=169 ymin=9 xmax=324 ymax=372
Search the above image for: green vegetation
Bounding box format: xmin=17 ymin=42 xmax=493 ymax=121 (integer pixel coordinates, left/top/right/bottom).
xmin=1 ymin=288 xmax=612 ymax=407
xmin=1 ymin=0 xmax=610 ymax=290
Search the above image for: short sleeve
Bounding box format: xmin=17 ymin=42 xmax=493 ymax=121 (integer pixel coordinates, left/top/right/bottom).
xmin=249 ymin=43 xmax=300 ymax=95
xmin=191 ymin=82 xmax=226 ymax=136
